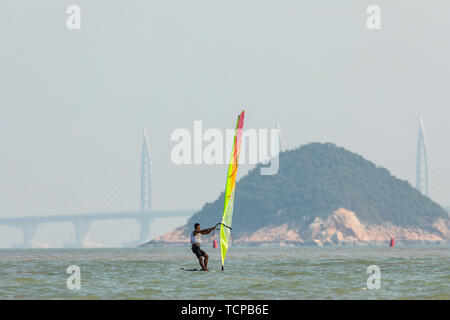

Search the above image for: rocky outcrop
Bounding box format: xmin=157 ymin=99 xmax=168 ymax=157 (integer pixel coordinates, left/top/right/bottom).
xmin=143 ymin=225 xmax=190 ymax=245
xmin=295 ymin=208 xmax=448 ymax=245
xmin=142 ymin=208 xmax=449 ymax=247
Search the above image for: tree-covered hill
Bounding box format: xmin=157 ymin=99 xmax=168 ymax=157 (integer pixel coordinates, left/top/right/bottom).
xmin=184 ymin=143 xmax=447 ymax=238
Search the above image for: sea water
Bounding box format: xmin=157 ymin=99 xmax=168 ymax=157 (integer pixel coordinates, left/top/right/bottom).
xmin=0 ymin=246 xmax=448 ymax=299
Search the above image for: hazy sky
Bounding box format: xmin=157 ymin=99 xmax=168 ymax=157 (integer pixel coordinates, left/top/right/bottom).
xmin=0 ymin=1 xmax=449 ymax=247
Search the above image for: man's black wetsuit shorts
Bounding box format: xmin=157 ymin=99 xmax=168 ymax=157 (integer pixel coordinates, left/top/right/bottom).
xmin=191 ymin=245 xmax=206 ymax=258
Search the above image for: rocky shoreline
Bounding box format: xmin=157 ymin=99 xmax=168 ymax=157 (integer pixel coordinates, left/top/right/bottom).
xmin=141 ymin=208 xmax=449 ymax=247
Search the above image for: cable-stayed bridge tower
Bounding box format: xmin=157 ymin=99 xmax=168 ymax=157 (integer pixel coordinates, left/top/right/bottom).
xmin=416 ymin=118 xmax=429 ymax=196
xmin=137 ymin=128 xmax=153 ymax=243
xmin=141 ymin=128 xmax=152 ymax=212
xmin=276 ymin=121 xmax=285 ymax=152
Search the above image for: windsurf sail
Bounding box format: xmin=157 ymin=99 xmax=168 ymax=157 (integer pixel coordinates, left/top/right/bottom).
xmin=220 ymin=110 xmax=245 ymax=270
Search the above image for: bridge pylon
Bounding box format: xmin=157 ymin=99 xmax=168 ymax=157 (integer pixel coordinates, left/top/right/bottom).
xmin=138 ymin=216 xmax=154 ymax=243
xmin=73 ymin=220 xmax=91 ymax=248
xmin=276 ymin=121 xmax=285 ymax=152
xmin=123 ymin=129 xmax=154 ymax=247
xmin=416 ymin=118 xmax=429 ymax=197
xmin=141 ymin=129 xmax=152 ymax=212
xmin=12 ymin=223 xmax=39 ymax=248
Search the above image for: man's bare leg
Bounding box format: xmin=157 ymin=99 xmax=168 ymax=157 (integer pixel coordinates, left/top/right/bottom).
xmin=198 ymin=257 xmax=206 ymax=271
xmin=203 ymin=254 xmax=209 ymax=271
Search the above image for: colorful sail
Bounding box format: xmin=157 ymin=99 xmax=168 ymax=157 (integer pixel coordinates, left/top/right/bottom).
xmin=220 ymin=110 xmax=245 ymax=270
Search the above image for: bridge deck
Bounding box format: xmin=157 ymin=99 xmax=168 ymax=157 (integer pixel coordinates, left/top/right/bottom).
xmin=0 ymin=210 xmax=194 ymax=227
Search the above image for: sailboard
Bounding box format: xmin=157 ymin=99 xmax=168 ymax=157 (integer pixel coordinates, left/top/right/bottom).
xmin=219 ymin=110 xmax=245 ymax=271
xmin=179 ymin=268 xmax=202 ymax=272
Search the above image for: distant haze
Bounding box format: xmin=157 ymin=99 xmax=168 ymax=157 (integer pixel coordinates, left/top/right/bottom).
xmin=0 ymin=1 xmax=448 ymax=247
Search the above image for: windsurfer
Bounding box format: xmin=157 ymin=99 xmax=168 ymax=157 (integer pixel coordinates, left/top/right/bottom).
xmin=191 ymin=223 xmax=219 ymax=271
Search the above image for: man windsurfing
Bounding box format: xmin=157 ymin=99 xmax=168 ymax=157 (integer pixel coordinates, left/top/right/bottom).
xmin=191 ymin=223 xmax=219 ymax=271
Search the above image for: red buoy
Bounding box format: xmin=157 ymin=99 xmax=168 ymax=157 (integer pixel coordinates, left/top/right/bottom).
xmin=389 ymin=237 xmax=395 ymax=247
xmin=213 ymin=239 xmax=218 ymax=248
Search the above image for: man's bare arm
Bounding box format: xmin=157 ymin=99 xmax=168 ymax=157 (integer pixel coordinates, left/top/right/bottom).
xmin=196 ymin=223 xmax=220 ymax=235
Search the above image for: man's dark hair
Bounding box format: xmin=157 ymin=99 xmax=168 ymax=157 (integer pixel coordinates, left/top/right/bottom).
xmin=194 ymin=223 xmax=200 ymax=229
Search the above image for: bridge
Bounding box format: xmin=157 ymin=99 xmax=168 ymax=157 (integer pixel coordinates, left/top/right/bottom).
xmin=0 ymin=210 xmax=193 ymax=248
xmin=0 ymin=129 xmax=195 ymax=248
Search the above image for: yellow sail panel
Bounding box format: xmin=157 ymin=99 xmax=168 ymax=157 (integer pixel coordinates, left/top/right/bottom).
xmin=220 ymin=111 xmax=245 ymax=270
